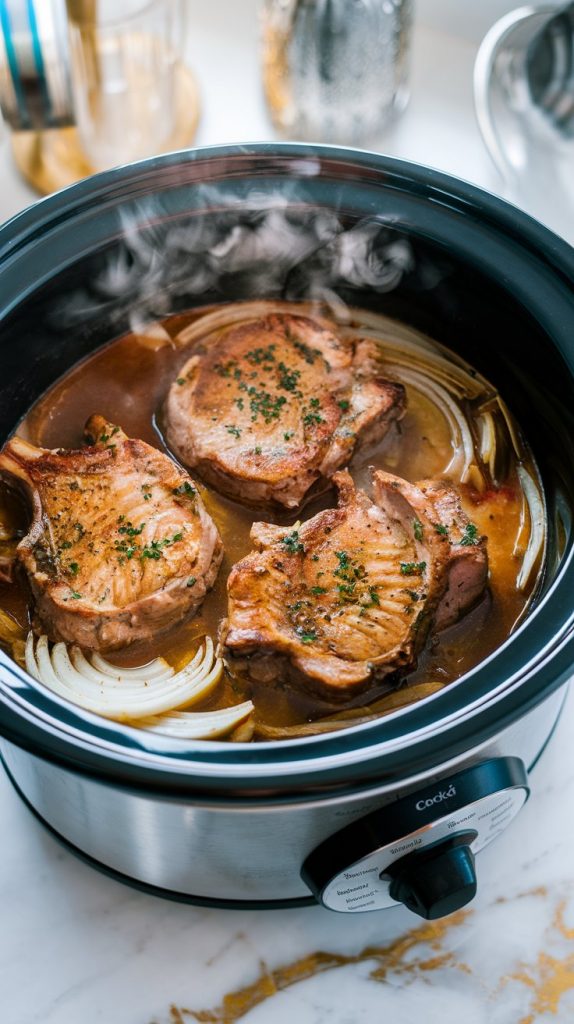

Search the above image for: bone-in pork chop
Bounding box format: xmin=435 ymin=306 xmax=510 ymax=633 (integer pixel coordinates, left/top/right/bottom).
xmin=164 ymin=313 xmax=405 ymax=510
xmin=0 ymin=415 xmax=223 ymax=651
xmin=221 ymin=470 xmax=487 ymax=698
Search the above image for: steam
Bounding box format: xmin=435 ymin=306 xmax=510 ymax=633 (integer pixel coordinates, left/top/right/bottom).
xmin=48 ymin=175 xmax=417 ymax=336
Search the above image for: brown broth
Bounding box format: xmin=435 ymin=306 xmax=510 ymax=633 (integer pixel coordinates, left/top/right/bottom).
xmin=2 ymin=304 xmax=539 ymax=736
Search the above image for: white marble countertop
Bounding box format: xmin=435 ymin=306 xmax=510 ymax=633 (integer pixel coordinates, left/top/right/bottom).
xmin=2 ymin=3 xmax=574 ymax=1023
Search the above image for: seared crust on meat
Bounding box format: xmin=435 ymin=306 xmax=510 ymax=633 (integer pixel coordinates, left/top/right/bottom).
xmin=221 ymin=470 xmax=454 ymax=698
xmin=164 ymin=313 xmax=405 ymax=510
xmin=0 ymin=416 xmax=223 ymax=651
xmin=221 ymin=470 xmax=489 ymax=698
xmin=417 ymin=479 xmax=488 ymax=630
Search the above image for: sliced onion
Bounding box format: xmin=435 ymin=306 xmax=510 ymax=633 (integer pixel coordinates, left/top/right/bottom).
xmin=137 ymin=702 xmax=254 ymax=740
xmin=343 ymin=316 xmax=494 ymax=401
xmin=25 ymin=633 xmax=222 ymax=720
xmin=477 ymin=410 xmax=497 ymax=480
xmin=516 ymin=465 xmax=546 ymax=591
xmin=512 ymin=485 xmax=529 ymax=560
xmin=388 ymin=365 xmax=479 ymax=485
xmin=0 ymin=607 xmax=26 ymax=667
xmin=254 ymin=682 xmax=445 ymax=739
xmin=497 ymin=396 xmax=523 ymax=459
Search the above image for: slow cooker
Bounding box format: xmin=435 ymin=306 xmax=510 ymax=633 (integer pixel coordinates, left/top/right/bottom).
xmin=1 ymin=144 xmax=573 ymax=920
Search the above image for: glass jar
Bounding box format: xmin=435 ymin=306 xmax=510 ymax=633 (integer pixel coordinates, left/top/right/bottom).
xmin=262 ymin=0 xmax=413 ymax=146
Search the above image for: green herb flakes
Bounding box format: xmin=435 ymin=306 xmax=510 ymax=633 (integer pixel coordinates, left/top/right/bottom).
xmin=281 ymin=530 xmax=305 ymax=555
xmin=172 ymin=481 xmax=196 ymax=497
xmin=459 ymin=523 xmax=480 ymax=547
xmin=400 ymin=561 xmax=427 ymax=576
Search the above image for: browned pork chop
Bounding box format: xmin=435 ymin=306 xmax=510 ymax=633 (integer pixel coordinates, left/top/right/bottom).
xmin=221 ymin=470 xmax=487 ymax=698
xmin=419 ymin=479 xmax=489 ymax=630
xmin=164 ymin=313 xmax=405 ymax=510
xmin=0 ymin=415 xmax=223 ymax=651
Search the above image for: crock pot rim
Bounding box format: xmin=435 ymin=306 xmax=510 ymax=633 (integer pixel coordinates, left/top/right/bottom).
xmin=1 ymin=142 xmax=574 ymax=791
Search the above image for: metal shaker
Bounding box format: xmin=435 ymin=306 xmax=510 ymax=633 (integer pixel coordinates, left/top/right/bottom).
xmin=262 ymin=0 xmax=413 ymax=146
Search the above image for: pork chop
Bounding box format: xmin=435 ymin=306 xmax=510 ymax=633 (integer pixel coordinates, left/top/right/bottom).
xmin=163 ymin=312 xmax=405 ymax=510
xmin=221 ymin=470 xmax=488 ymax=698
xmin=221 ymin=471 xmax=436 ymax=696
xmin=418 ymin=479 xmax=488 ymax=630
xmin=0 ymin=415 xmax=223 ymax=651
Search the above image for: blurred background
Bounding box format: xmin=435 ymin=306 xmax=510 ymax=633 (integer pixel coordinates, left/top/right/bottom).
xmin=0 ymin=0 xmax=572 ymax=239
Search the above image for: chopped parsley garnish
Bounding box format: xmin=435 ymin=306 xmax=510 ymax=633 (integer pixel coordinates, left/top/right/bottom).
xmin=176 ymin=377 xmax=186 ymax=386
xmin=187 ymin=576 xmax=196 ymax=587
xmin=172 ymin=481 xmax=196 ymax=497
xmin=334 ymin=550 xmax=350 ymax=572
xmin=303 ymin=410 xmax=323 ymax=426
xmin=413 ymin=519 xmax=424 ymax=542
xmin=281 ymin=530 xmax=305 ymax=555
xmin=70 ymin=591 xmax=82 ymax=600
xmin=214 ymin=360 xmax=239 ymax=379
xmin=284 ymin=431 xmax=294 ymax=441
xmin=98 ymin=426 xmax=119 ymax=442
xmin=61 ymin=541 xmax=72 ymax=550
xmin=118 ymin=521 xmax=145 ymax=537
xmin=400 ymin=561 xmax=427 ymax=576
xmin=245 ymin=344 xmax=276 ymax=366
xmin=253 ymin=446 xmax=263 ymax=455
xmin=338 ymin=399 xmax=350 ymax=412
xmin=310 ymin=585 xmax=328 ymax=595
xmin=291 ymin=337 xmax=319 ymax=364
xmin=140 ymin=542 xmax=163 ymax=561
xmin=115 ymin=540 xmax=137 ymax=560
xmin=69 ymin=562 xmax=79 ymax=576
xmin=239 ymin=382 xmax=287 ymax=424
xmin=277 ymin=362 xmax=301 ymax=393
xmin=459 ymin=522 xmax=480 ymax=546
xmin=226 ymin=425 xmax=241 ymax=438
xmin=434 ymin=522 xmax=449 ymax=536
xmin=235 ymin=397 xmax=245 ymax=411
xmin=139 ymin=533 xmax=184 ymax=561
xmin=303 ymin=399 xmax=324 ymax=427
xmin=298 ymin=629 xmax=317 ymax=644
xmin=332 ymin=550 xmax=369 ymax=603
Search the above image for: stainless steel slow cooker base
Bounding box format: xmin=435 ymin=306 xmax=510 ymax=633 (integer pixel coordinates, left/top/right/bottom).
xmin=0 ymin=687 xmax=566 ymax=910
